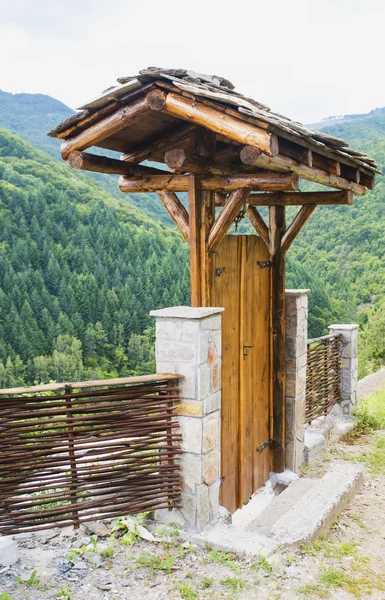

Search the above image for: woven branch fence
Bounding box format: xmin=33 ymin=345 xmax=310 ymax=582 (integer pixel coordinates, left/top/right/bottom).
xmin=305 ymin=334 xmax=341 ymax=423
xmin=0 ymin=374 xmax=182 ymax=534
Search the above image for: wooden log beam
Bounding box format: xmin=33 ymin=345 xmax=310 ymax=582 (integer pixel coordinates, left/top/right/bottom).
xmin=164 ymin=148 xmax=213 ymax=174
xmin=67 ymin=151 xmax=167 ymax=176
xmin=208 ymin=189 xmax=251 ymax=253
xmin=188 ymin=175 xmax=202 ymax=306
xmin=240 ymin=145 xmax=367 ymax=195
xmin=121 ymin=123 xmax=194 ymax=163
xmin=269 ymin=205 xmax=286 ymax=473
xmin=156 ymin=191 xmax=190 ymax=243
xmin=281 ymin=205 xmax=316 ymax=254
xmin=164 ymin=93 xmax=279 ymax=157
xmin=118 ymin=172 xmax=298 ymax=193
xmin=60 ymin=90 xmax=166 ymax=160
xmin=240 ymin=191 xmax=353 ymax=207
xmin=246 ymin=206 xmax=269 ymax=250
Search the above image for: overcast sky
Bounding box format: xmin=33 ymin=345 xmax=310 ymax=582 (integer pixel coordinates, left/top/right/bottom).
xmin=1 ymin=0 xmax=384 ymax=123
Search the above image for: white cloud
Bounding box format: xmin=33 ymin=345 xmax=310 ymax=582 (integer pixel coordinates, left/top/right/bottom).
xmin=0 ymin=0 xmax=384 ymax=122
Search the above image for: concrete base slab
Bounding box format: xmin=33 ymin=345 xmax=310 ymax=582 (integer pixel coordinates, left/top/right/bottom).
xmin=271 ymin=463 xmax=364 ymax=547
xmin=304 ymin=429 xmax=325 ymax=463
xmin=248 ymin=478 xmax=317 ymax=536
xmin=183 ymin=463 xmax=363 ymax=557
xmin=0 ymin=537 xmax=18 ymax=566
xmin=191 ymin=523 xmax=276 ymax=558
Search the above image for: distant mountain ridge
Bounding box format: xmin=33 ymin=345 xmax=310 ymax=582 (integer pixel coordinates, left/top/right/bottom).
xmin=309 ymin=106 xmax=385 ymax=130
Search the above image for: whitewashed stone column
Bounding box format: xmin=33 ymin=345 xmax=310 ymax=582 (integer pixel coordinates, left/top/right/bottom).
xmin=328 ymin=324 xmax=358 ymax=416
xmin=150 ymin=306 xmax=223 ymax=530
xmin=285 ymin=290 xmax=309 ymax=473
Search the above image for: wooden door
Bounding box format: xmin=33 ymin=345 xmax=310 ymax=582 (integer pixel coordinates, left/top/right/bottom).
xmin=211 ymin=235 xmax=271 ymax=513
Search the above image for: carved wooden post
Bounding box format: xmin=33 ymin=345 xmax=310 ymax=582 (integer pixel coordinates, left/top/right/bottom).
xmin=269 ymin=205 xmax=286 ymax=472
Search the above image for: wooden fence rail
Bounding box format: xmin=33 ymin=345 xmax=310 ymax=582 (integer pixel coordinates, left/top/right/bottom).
xmin=0 ymin=374 xmax=182 ymax=534
xmin=305 ymin=335 xmax=341 ymax=423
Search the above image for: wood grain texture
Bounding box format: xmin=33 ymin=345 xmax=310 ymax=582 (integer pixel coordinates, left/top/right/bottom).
xmin=164 ymin=93 xmax=279 ymax=157
xmin=188 ymin=175 xmax=201 ymax=306
xmin=281 ymin=204 xmax=316 ymax=253
xmin=246 ymin=206 xmax=269 ymax=250
xmin=208 ymin=189 xmax=250 ymax=252
xmin=212 ymin=236 xmax=271 ymax=512
xmin=156 ymin=191 xmax=190 ymax=243
xmin=118 ymin=172 xmax=298 ymax=193
xmin=61 ymin=96 xmax=151 ymax=159
xmin=121 ymin=123 xmax=194 ymax=163
xmin=68 ymin=151 xmax=165 ymax=176
xmin=269 ymin=206 xmax=286 ymax=473
xmin=245 ymin=191 xmax=353 ymax=207
xmin=240 ymin=145 xmax=367 ymax=195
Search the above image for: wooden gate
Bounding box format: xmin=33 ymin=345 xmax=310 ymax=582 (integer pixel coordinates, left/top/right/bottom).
xmin=211 ymin=235 xmax=271 ymax=513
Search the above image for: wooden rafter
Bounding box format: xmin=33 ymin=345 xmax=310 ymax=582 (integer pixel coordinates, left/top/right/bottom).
xmin=60 ymin=92 xmax=165 ymax=159
xmin=163 ymin=93 xmax=279 ymax=157
xmin=156 ymin=191 xmax=190 ymax=243
xmin=118 ymin=172 xmax=299 ymax=193
xmin=67 ymin=151 xmax=166 ymax=176
xmin=240 ymin=145 xmax=367 ymax=196
xmin=121 ymin=123 xmax=194 ymax=163
xmin=208 ymin=189 xmax=251 ymax=253
xmin=281 ymin=205 xmax=316 ymax=253
xmin=246 ymin=206 xmax=269 ymax=250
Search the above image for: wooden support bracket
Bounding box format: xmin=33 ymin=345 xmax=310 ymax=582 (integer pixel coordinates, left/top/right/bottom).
xmin=281 ymin=204 xmax=316 ymax=253
xmin=246 ymin=206 xmax=269 ymax=250
xmin=156 ymin=191 xmax=190 ymax=243
xmin=208 ymin=189 xmax=251 ymax=253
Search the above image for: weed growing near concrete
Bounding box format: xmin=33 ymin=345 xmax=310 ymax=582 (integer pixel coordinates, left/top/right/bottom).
xmin=207 ymin=549 xmax=241 ymax=572
xmin=220 ymin=577 xmax=249 ymax=594
xmin=0 ymin=593 xmax=13 ymax=600
xmin=175 ymin=583 xmax=198 ymax=599
xmin=358 ymin=434 xmax=385 ymax=474
xmin=251 ymin=554 xmax=274 ymax=573
xmin=136 ymin=551 xmax=176 ymax=574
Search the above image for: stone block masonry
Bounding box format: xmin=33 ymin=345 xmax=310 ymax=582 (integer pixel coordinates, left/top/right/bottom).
xmin=150 ymin=306 xmax=223 ymax=530
xmin=285 ymin=290 xmax=309 ymax=473
xmin=328 ymin=324 xmax=358 ymax=416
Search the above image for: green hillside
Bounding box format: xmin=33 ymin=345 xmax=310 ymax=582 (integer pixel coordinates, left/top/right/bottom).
xmin=0 ymin=90 xmax=173 ymax=224
xmin=0 ymin=128 xmax=189 ymax=387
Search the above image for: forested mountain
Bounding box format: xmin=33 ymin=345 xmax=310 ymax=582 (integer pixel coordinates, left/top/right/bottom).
xmin=1 ymin=89 xmax=385 ymax=383
xmin=0 ymin=128 xmax=189 ymax=387
xmin=0 ymin=90 xmax=174 ymax=225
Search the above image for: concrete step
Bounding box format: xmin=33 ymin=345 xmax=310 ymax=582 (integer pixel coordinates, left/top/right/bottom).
xmin=191 ymin=463 xmax=364 ymax=557
xmin=271 ymin=463 xmax=364 ymax=547
xmin=248 ymin=477 xmax=317 ymax=536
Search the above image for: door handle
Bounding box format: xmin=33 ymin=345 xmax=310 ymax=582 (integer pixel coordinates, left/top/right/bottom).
xmin=243 ymin=340 xmax=254 ymax=359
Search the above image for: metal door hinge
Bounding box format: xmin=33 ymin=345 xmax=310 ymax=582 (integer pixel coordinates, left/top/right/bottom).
xmin=258 ymin=261 xmax=272 ymax=269
xmin=215 ymin=267 xmax=226 ymax=277
xmin=257 ymin=439 xmax=272 ymax=453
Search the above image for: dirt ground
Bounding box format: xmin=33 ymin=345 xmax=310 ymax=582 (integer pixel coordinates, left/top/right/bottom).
xmin=1 ymin=432 xmax=385 ymax=600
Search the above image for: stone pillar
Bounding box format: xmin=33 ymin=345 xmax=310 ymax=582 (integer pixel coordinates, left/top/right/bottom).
xmin=150 ymin=306 xmax=223 ymax=530
xmin=285 ymin=290 xmax=309 ymax=473
xmin=328 ymin=324 xmax=358 ymax=416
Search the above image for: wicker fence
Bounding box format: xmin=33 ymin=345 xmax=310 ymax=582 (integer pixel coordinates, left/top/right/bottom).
xmin=305 ymin=334 xmax=341 ymax=423
xmin=0 ymin=374 xmax=182 ymax=534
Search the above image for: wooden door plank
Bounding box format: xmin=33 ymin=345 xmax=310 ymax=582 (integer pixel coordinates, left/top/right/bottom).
xmin=213 ymin=238 xmax=241 ymax=513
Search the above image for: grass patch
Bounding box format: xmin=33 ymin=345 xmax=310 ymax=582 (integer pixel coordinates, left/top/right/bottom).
xmin=176 ymin=583 xmax=198 ymax=599
xmin=208 ymin=549 xmax=240 ymax=572
xmin=220 ymin=577 xmax=249 ymax=594
xmin=357 ymin=434 xmax=385 ymax=474
xmin=346 ymin=388 xmax=385 ymax=442
xmin=136 ymin=551 xmax=176 ymax=574
xmin=251 ymin=554 xmax=274 ymax=573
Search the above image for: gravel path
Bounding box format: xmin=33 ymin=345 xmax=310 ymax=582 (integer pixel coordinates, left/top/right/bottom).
xmin=1 ymin=432 xmax=385 ymax=600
